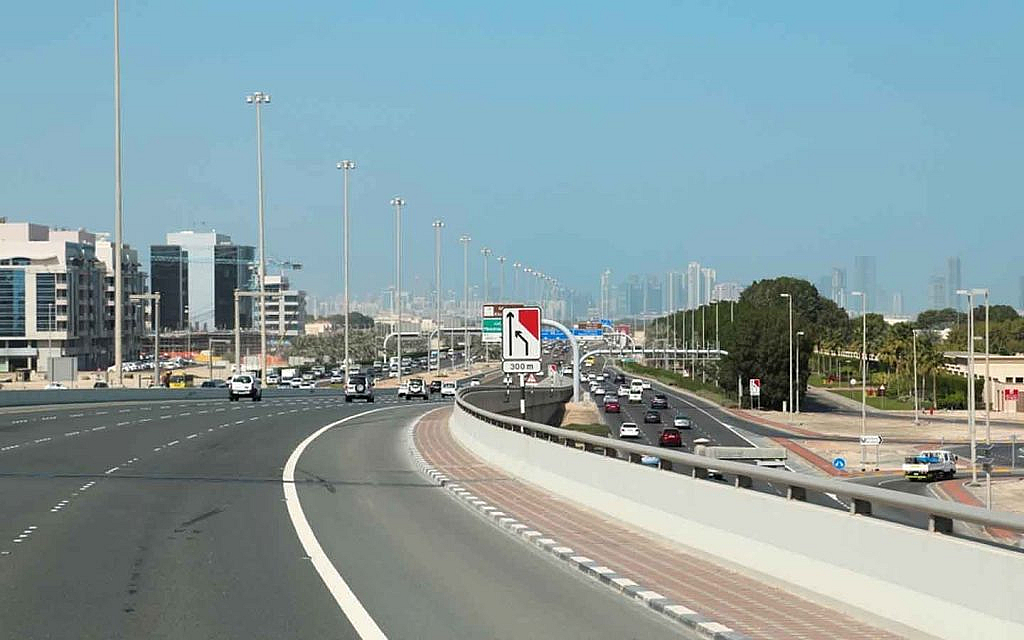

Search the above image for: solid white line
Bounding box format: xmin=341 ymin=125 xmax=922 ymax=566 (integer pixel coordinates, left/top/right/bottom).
xmin=105 ymin=466 xmax=119 ymax=474
xmin=283 ymin=407 xmax=394 ymax=640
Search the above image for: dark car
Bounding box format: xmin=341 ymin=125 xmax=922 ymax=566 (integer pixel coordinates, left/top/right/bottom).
xmin=651 ymin=394 xmax=669 ymax=409
xmin=603 ymin=399 xmax=621 ymax=413
xmin=429 ymin=380 xmax=442 ymax=394
xmin=643 ymin=410 xmax=661 ymax=424
xmin=614 ymin=373 xmax=626 ymax=384
xmin=92 ymin=381 xmax=109 ymax=388
xmin=201 ymin=379 xmax=228 ymax=388
xmin=659 ymin=428 xmax=683 ymax=447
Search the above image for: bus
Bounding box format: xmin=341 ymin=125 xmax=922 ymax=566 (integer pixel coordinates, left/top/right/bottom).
xmin=167 ymin=372 xmax=195 ymax=389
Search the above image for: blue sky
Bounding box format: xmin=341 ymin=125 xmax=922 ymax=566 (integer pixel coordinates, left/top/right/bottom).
xmin=3 ymin=1 xmax=1023 ymax=312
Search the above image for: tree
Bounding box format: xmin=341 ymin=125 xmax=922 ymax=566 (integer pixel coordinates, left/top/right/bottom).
xmin=974 ymin=304 xmax=1018 ymax=323
xmin=916 ymin=308 xmax=965 ymax=330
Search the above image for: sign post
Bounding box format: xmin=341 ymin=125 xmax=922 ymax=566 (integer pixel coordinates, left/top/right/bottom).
xmin=749 ymin=378 xmax=761 ymax=410
xmin=500 ymin=306 xmax=542 ymax=416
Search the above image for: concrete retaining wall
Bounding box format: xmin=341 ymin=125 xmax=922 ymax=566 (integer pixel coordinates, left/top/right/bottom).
xmin=461 ymin=387 xmax=572 ymax=426
xmin=450 ymin=404 xmax=1024 ymax=640
xmin=0 ymin=387 xmax=338 ymax=408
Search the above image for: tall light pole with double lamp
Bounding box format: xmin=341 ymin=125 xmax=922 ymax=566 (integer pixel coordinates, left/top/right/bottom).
xmin=796 ymin=330 xmax=805 ymax=412
xmin=459 ymin=235 xmax=471 ymax=371
xmin=912 ymin=328 xmax=922 ymax=425
xmin=432 ymin=219 xmax=444 ymax=369
xmin=391 ymin=198 xmax=406 ymax=383
xmin=780 ymin=293 xmax=793 ymax=413
xmin=245 ymin=91 xmax=271 ymax=383
xmin=336 ymin=160 xmax=356 ymax=385
xmin=497 ymin=256 xmax=507 ymax=300
xmin=850 ymin=290 xmax=867 ymax=470
xmin=957 ymin=288 xmax=986 ymax=485
xmin=512 ymin=262 xmax=521 ymax=298
xmin=112 ymin=0 xmax=125 ymax=385
xmin=981 ymin=289 xmax=991 ymax=444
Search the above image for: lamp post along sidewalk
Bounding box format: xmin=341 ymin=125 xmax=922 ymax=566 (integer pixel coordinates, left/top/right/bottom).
xmin=851 ymin=291 xmax=867 ymax=470
xmin=245 ymin=91 xmax=271 ymax=383
xmin=796 ymin=330 xmax=805 ymax=412
xmin=391 ymin=198 xmax=406 ymax=383
xmin=433 ymin=219 xmax=444 ymax=370
xmin=780 ymin=293 xmax=793 ymax=413
xmin=956 ymin=288 xmax=978 ymax=485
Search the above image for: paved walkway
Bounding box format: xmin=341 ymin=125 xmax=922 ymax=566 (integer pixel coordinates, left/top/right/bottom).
xmin=414 ymin=408 xmax=905 ymax=640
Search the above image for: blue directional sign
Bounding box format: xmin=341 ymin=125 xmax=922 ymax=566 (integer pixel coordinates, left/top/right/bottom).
xmin=571 ymin=328 xmax=603 ymax=338
xmin=541 ymin=328 xmax=567 ymax=341
xmin=599 ymin=318 xmax=612 ymax=327
xmin=832 ymin=457 xmax=846 ymax=471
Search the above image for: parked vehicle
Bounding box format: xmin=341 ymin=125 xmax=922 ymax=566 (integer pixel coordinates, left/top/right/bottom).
xmin=903 ymin=450 xmax=958 ymax=481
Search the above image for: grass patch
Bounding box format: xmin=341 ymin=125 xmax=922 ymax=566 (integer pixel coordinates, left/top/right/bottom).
xmin=823 ymin=387 xmax=916 ymax=411
xmin=561 ymin=423 xmax=610 ymax=437
xmin=620 ymin=362 xmax=738 ymax=408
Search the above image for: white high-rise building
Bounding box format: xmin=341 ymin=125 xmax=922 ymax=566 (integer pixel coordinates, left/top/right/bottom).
xmin=686 ymin=262 xmax=701 ymax=309
xmin=255 ymin=274 xmax=307 ymax=339
xmin=701 ymin=267 xmax=716 ymax=305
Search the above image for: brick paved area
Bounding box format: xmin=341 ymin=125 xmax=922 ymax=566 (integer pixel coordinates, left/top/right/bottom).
xmin=414 ymin=408 xmax=906 ymax=640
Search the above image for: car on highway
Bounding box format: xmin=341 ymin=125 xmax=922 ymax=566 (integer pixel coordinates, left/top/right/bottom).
xmin=614 ymin=373 xmax=626 ymax=384
xmin=266 ymin=373 xmax=280 ymax=385
xmin=289 ymin=377 xmax=303 ymax=389
xmin=595 ymin=373 xmax=605 ymax=382
xmin=404 ymin=378 xmax=429 ymax=400
xmin=92 ymin=381 xmax=109 ymax=388
xmin=617 ymin=385 xmax=630 ymax=397
xmin=429 ymin=380 xmax=442 ymax=394
xmin=397 ymin=381 xmax=409 ymax=398
xmin=651 ymin=394 xmax=669 ymax=409
xmin=902 ymin=450 xmax=957 ymax=481
xmin=658 ymin=428 xmax=683 ymax=447
xmin=200 ymin=379 xmax=228 ymax=388
xmin=603 ymin=399 xmax=620 ymax=413
xmin=44 ymin=382 xmax=67 ymax=390
xmin=673 ymin=414 xmax=693 ymax=429
xmin=440 ymin=380 xmax=458 ymax=398
xmin=628 ymin=389 xmax=643 ymax=403
xmin=618 ymin=422 xmax=641 ymax=439
xmin=643 ymin=410 xmax=661 ymax=424
xmin=469 ymin=378 xmax=481 ymax=387
xmin=345 ymin=374 xmax=374 ymax=403
xmin=229 ymin=373 xmax=262 ymax=402
xmin=641 ymin=379 xmax=652 ymax=390
xmin=330 ymin=373 xmax=344 ymax=384
xmin=629 ymin=379 xmax=644 ymax=394
xmin=593 ymin=387 xmax=606 ymax=397
xmin=299 ymin=379 xmax=315 ymax=390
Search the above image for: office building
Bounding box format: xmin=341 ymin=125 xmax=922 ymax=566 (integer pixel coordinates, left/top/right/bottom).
xmin=157 ymin=231 xmax=255 ymax=331
xmin=928 ymin=276 xmax=946 ymax=310
xmin=853 ymin=256 xmax=877 ymax=312
xmin=830 ymin=267 xmax=847 ymax=308
xmin=664 ymin=270 xmax=685 ymax=314
xmin=892 ymin=291 xmax=904 ymax=317
xmin=946 ymin=257 xmax=962 ymax=310
xmin=256 ymin=274 xmax=307 ymax=340
xmin=686 ymin=261 xmax=701 ymax=309
xmin=150 ymin=245 xmax=189 ymax=330
xmin=701 ymin=267 xmax=716 ymax=305
xmin=644 ymin=276 xmax=663 ymax=315
xmin=0 ymin=221 xmax=145 ymax=374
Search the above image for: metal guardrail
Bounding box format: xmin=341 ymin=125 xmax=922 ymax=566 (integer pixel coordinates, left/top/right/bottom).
xmin=456 ymin=388 xmax=1024 ymax=538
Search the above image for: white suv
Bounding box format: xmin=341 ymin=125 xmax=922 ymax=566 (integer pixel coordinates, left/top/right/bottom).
xmin=229 ymin=373 xmax=262 ymax=402
xmin=345 ymin=375 xmax=374 ymax=403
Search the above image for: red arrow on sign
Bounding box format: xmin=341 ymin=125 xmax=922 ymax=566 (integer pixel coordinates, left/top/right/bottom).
xmin=518 ymin=308 xmax=540 ymax=340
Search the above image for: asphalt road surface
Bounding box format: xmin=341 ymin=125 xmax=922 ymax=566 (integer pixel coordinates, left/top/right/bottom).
xmin=0 ymin=388 xmax=680 ymax=639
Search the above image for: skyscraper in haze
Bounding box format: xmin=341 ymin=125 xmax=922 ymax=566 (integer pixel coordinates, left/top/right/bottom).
xmin=686 ymin=262 xmax=701 ymax=309
xmin=853 ymin=256 xmax=877 ymax=312
xmin=946 ymin=257 xmax=962 ymax=310
xmin=892 ymin=291 xmax=904 ymax=316
xmin=701 ymin=268 xmax=716 ymax=305
xmin=830 ymin=267 xmax=847 ymax=308
xmin=928 ymin=276 xmax=946 ymax=310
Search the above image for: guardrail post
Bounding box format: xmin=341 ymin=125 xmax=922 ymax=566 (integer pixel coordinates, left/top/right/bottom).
xmin=734 ymin=475 xmax=752 ymax=489
xmin=628 ymin=453 xmax=642 ymax=464
xmin=604 ymin=447 xmax=617 ymax=458
xmin=787 ymin=485 xmax=807 ymax=501
xmin=850 ymin=498 xmax=872 ymax=516
xmin=929 ymin=514 xmax=954 ymax=534
xmin=658 ymin=459 xmax=673 ymax=471
xmin=564 ymin=438 xmax=576 ymax=449
xmin=692 ymin=466 xmax=708 ymax=479
xmin=583 ymin=442 xmax=596 ymax=452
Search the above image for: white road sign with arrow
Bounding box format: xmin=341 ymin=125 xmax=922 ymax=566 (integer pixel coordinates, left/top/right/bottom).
xmin=501 ymin=306 xmax=542 ymax=373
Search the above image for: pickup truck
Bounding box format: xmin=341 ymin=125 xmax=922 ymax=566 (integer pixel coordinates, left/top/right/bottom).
xmin=902 ymin=450 xmax=958 ymax=481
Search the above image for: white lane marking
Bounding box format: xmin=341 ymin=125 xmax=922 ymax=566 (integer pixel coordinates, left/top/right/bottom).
xmin=95 ymin=411 xmax=108 ymax=415
xmin=166 ymin=440 xmax=179 ymax=447
xmin=92 ymin=426 xmax=106 ymax=431
xmin=70 ymin=413 xmax=84 ymax=418
xmin=160 ymin=415 xmax=172 ymax=419
xmin=116 ymin=421 xmax=130 ymax=426
xmin=186 ymin=434 xmax=198 ymax=439
xmin=283 ymin=407 xmax=394 ymax=640
xmin=235 ymin=420 xmax=245 ymax=425
xmin=105 ymin=466 xmax=119 ymax=474
xmin=138 ymin=418 xmax=152 ymax=423
xmin=64 ymin=431 xmax=80 ymax=436
xmin=119 ymin=409 xmax=130 ymax=413
xmin=249 ymin=417 xmax=259 ymax=421
xmin=34 ymin=437 xmax=52 ymax=443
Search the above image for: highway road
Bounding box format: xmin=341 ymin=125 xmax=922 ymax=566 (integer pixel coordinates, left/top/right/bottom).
xmin=0 ymin=388 xmax=680 ymax=639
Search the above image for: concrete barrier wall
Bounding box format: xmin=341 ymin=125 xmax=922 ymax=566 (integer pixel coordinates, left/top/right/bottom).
xmin=461 ymin=387 xmax=572 ymax=426
xmin=450 ymin=404 xmax=1024 ymax=640
xmin=0 ymin=387 xmax=340 ymax=408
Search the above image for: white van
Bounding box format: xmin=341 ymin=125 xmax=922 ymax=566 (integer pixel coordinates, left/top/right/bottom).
xmin=440 ymin=380 xmax=458 ymax=398
xmin=629 ymin=379 xmax=645 ymax=394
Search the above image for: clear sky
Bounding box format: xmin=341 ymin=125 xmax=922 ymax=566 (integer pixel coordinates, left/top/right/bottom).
xmin=3 ymin=1 xmax=1022 ymax=312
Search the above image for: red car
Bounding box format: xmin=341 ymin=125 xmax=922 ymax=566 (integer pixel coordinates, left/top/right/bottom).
xmin=659 ymin=427 xmax=683 ymax=447
xmin=603 ymin=399 xmax=621 ymax=413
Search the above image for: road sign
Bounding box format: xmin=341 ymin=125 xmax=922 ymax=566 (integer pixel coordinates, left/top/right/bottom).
xmin=749 ymin=378 xmax=761 ymax=397
xmin=541 ymin=328 xmax=567 ymax=341
xmin=481 ymin=317 xmax=502 ymax=343
xmin=524 ymin=373 xmax=539 ymax=386
xmin=832 ymin=457 xmax=847 ymax=470
xmin=501 ymin=306 xmax=541 ymax=363
xmin=571 ymin=328 xmax=603 ymax=341
xmin=549 ymin=363 xmax=558 ymax=377
xmin=1005 ymin=389 xmax=1020 ymax=401
xmin=859 ymin=435 xmax=883 ymax=446
xmin=599 ymin=318 xmax=612 ymax=327
xmin=502 ymin=360 xmax=541 ymax=373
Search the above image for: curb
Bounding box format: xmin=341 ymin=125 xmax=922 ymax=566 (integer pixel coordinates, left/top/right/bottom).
xmin=930 ymin=479 xmax=1021 ymax=544
xmin=405 ymin=422 xmax=751 ymax=640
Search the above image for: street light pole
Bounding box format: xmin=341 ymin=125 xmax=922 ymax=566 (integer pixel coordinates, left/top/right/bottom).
xmin=983 ymin=289 xmax=991 ymax=444
xmin=391 ymin=197 xmax=405 ymax=384
xmin=512 ymin=262 xmax=521 ymax=299
xmin=245 ymin=91 xmax=271 ymax=383
xmin=460 ymin=235 xmax=471 ymax=371
xmin=851 ymin=290 xmax=867 ymax=470
xmin=796 ymin=330 xmax=805 ymax=412
xmin=113 ymin=0 xmax=125 ymax=386
xmin=432 ymin=219 xmax=444 ymax=370
xmin=912 ymin=329 xmax=921 ymax=425
xmin=336 ymin=160 xmax=355 ymax=385
xmin=956 ymin=289 xmax=977 ymax=485
xmin=780 ymin=293 xmax=793 ymax=413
